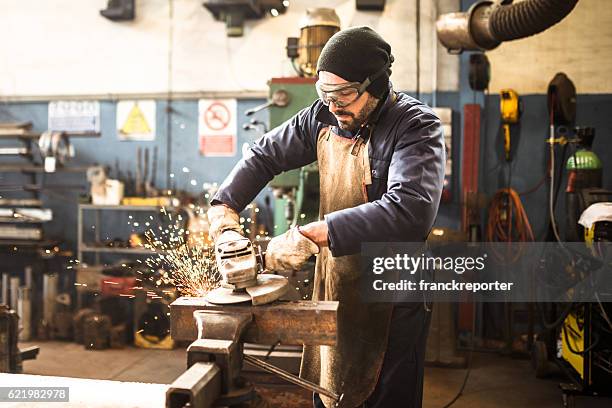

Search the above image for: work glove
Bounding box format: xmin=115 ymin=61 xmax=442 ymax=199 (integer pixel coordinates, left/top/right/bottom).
xmin=265 ymin=227 xmax=319 ymax=272
xmin=207 ymin=204 xmax=242 ymax=242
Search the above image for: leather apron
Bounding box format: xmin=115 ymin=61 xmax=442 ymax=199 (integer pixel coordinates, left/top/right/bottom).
xmin=300 ymin=126 xmax=393 ymax=408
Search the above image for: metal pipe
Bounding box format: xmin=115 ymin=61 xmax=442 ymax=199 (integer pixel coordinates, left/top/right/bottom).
xmin=43 ymin=274 xmax=58 ymax=324
xmin=1 ymin=274 xmax=8 ymax=305
xmin=243 ymin=354 xmax=343 ymax=405
xmin=18 ymin=287 xmax=31 ymax=341
xmin=9 ymin=277 xmax=20 ymax=312
xmin=436 ymin=0 xmax=579 ymax=53
xmin=24 ymin=267 xmax=32 ymax=289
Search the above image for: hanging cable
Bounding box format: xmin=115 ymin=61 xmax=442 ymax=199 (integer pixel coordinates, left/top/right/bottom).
xmin=486 ymin=188 xmax=535 ymax=262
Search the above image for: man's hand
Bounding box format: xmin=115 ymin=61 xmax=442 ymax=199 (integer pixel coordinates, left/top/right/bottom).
xmin=265 ymin=227 xmax=320 ymax=272
xmin=298 ymin=221 xmax=329 ymax=247
xmin=207 ymin=204 xmax=241 ymax=242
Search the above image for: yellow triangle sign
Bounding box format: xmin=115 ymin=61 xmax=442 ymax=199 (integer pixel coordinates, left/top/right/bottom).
xmin=121 ymin=102 xmax=151 ymax=134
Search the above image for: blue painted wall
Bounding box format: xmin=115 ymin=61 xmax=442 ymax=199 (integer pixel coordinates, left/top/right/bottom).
xmin=0 ymin=99 xmax=270 ymax=255
xmin=1 ymin=90 xmax=610 ymax=254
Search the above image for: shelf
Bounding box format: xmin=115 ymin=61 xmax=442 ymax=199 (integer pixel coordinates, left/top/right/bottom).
xmin=79 ymin=204 xmax=174 ymax=211
xmin=0 ymin=131 xmax=100 ymax=139
xmin=79 ymin=245 xmax=160 ymax=255
xmin=0 ymin=165 xmax=92 ymax=173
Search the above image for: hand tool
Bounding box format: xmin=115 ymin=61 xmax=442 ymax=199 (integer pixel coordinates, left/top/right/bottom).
xmin=500 ymin=88 xmax=520 ymax=161
xmin=207 ymin=233 xmax=287 ymax=306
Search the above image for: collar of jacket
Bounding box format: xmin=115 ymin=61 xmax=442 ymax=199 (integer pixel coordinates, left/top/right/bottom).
xmin=315 ymin=83 xmax=395 ymax=138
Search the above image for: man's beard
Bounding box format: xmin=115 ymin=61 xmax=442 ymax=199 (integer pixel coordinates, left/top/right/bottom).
xmin=334 ymin=96 xmax=380 ymax=132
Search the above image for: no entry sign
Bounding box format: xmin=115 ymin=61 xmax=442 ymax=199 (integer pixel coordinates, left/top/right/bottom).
xmin=198 ymin=99 xmax=237 ymax=157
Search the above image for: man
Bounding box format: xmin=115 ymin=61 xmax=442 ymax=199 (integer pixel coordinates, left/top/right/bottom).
xmin=208 ymin=27 xmax=445 ymax=408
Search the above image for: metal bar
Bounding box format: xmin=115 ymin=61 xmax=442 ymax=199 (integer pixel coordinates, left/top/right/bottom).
xmin=166 ymin=362 xmax=221 ymax=408
xmin=77 ymin=205 xmax=83 ymax=263
xmin=1 ymin=274 xmax=9 ymax=305
xmin=0 ymin=165 xmax=92 ymax=173
xmin=79 ymin=246 xmax=157 ymax=255
xmin=79 ymin=204 xmax=173 ymax=211
xmin=244 ymin=354 xmax=342 ymax=404
xmin=9 ymin=277 xmax=19 ymax=312
xmin=42 ymin=274 xmax=57 ymax=324
xmin=0 ymin=147 xmax=28 ymax=155
xmin=170 ymin=297 xmax=338 ymax=345
xmin=17 ymin=287 xmax=31 ymax=341
xmin=94 ymin=209 xmax=100 ymax=265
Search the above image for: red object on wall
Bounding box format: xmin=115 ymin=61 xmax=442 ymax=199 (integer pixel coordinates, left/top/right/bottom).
xmin=459 ymin=104 xmax=481 ymax=333
xmin=101 ymin=276 xmax=137 ymax=297
xmin=461 ymin=104 xmax=481 ymax=233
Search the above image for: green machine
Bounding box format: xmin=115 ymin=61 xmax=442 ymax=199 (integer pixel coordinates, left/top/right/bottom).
xmin=267 ymin=77 xmax=320 ymax=234
xmin=565 ymin=127 xmax=604 ymax=242
xmin=246 ymin=8 xmax=340 ymax=235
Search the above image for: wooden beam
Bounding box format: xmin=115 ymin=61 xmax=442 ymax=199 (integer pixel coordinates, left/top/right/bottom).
xmin=170 ymin=298 xmax=338 ymax=346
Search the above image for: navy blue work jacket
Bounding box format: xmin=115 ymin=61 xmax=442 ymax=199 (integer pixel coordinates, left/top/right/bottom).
xmin=212 ymin=87 xmax=446 ymax=257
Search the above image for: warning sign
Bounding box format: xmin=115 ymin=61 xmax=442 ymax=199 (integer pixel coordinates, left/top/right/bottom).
xmin=116 ymin=100 xmax=156 ymax=141
xmin=49 ymin=101 xmax=100 ymax=133
xmin=198 ymin=99 xmax=237 ymax=157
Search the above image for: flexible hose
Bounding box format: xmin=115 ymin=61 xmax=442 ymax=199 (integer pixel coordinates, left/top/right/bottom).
xmin=486 ymin=188 xmax=535 ymax=263
xmin=490 ymin=0 xmax=579 ymax=42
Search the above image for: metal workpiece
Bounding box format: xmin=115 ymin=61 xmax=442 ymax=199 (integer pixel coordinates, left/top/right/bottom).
xmin=170 ymin=297 xmax=338 ymax=345
xmin=166 ymin=362 xmax=221 ymax=408
xmin=194 ymin=311 xmax=252 ymax=344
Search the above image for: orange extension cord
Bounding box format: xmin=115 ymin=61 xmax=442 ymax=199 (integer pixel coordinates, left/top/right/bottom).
xmin=486 ymin=188 xmax=535 ymax=262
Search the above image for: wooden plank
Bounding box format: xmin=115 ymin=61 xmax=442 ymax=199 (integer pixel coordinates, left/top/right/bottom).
xmin=170 ymin=298 xmax=338 ymax=346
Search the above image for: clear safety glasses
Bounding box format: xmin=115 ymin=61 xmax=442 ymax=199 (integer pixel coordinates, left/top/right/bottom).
xmin=315 ymin=58 xmax=393 ymax=108
xmin=315 ymin=81 xmax=364 ymax=108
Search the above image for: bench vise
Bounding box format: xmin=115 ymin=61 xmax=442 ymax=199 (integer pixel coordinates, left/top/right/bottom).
xmin=166 ymin=298 xmax=340 ymax=408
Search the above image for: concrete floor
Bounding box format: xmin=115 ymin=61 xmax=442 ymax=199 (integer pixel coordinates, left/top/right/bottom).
xmin=17 ymin=341 xmax=612 ymax=407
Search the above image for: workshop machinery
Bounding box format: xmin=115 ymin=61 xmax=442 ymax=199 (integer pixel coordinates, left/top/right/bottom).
xmin=244 ymin=8 xmax=340 ymax=235
xmin=0 ymin=305 xmax=39 ymax=373
xmin=530 ymin=72 xmax=612 ymax=406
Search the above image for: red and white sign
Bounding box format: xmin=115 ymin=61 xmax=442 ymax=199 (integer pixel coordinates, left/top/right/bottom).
xmin=198 ymin=99 xmax=237 ymax=157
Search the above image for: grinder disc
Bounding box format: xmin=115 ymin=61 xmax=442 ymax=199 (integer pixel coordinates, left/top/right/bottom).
xmin=206 ymin=274 xmax=288 ymax=306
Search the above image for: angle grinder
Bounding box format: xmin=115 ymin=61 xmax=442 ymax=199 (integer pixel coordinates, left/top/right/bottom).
xmin=206 ymin=231 xmax=288 ymax=306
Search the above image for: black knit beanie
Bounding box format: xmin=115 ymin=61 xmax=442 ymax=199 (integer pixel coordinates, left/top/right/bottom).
xmin=317 ymin=26 xmax=393 ymax=99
